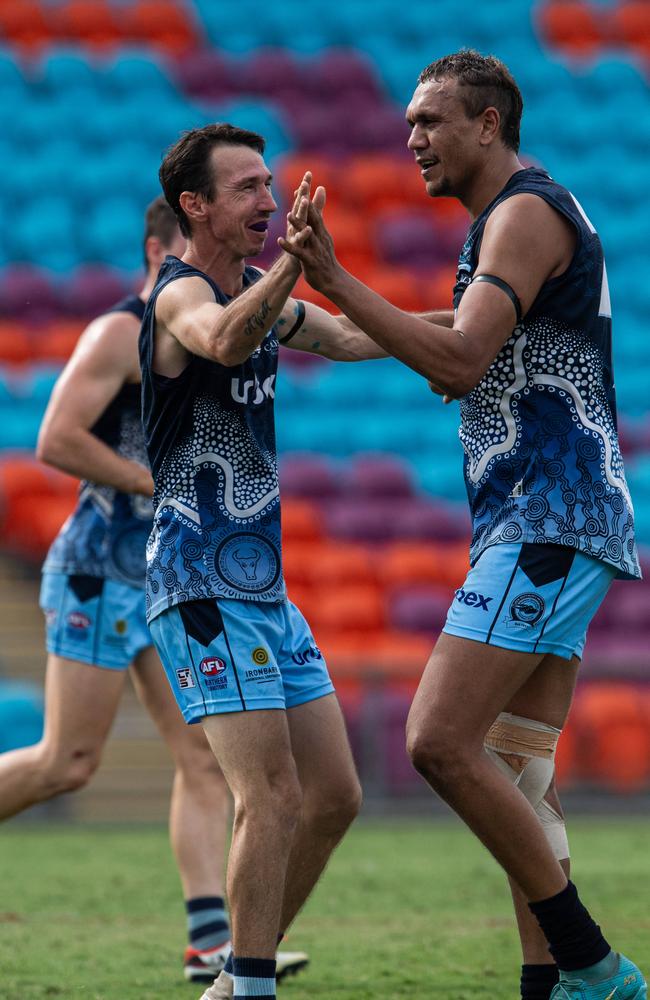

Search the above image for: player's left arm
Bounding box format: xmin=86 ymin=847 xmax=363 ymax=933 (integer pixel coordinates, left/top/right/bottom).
xmin=281 ymin=193 xmax=575 ymax=396
xmin=276 ymin=298 xmax=389 ymax=360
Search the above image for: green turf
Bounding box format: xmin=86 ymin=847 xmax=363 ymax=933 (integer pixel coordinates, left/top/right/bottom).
xmin=0 ymin=817 xmax=648 ymax=999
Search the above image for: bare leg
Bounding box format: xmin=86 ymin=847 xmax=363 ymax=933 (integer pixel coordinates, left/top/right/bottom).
xmin=280 ymin=694 xmax=361 ymax=934
xmin=201 ymin=709 xmax=303 ymax=959
xmin=130 ymin=646 xmax=230 ymax=900
xmin=406 ymin=633 xmax=568 ymax=901
xmin=0 ymin=655 xmax=125 ymax=820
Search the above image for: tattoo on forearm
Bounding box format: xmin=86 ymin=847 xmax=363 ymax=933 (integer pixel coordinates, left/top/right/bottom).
xmin=311 ymin=340 xmax=321 ymax=350
xmin=244 ymin=299 xmax=271 ymax=337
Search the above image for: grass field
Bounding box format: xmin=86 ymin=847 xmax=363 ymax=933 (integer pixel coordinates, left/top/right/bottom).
xmin=1 ymin=817 xmax=649 ymax=999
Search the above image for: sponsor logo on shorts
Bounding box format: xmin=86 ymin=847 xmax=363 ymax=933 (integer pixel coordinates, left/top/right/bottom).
xmin=67 ymin=611 xmax=91 ymax=630
xmin=505 ymin=593 xmax=546 ymax=629
xmin=245 ymin=665 xmax=280 ymax=682
xmin=454 ymin=589 xmax=493 ymax=611
xmin=251 ymin=647 xmax=269 ymax=666
xmin=176 ymin=667 xmax=196 ymax=689
xmin=291 ymin=644 xmax=323 ymax=666
xmin=114 ymin=619 xmax=128 ymax=635
xmin=200 ymin=656 xmax=226 ymax=676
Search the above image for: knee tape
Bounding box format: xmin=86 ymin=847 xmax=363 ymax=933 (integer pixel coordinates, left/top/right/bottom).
xmin=484 ymin=712 xmax=569 ymax=860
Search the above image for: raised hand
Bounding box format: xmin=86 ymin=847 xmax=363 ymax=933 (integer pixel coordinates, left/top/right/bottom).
xmin=278 ymin=184 xmax=339 ymax=292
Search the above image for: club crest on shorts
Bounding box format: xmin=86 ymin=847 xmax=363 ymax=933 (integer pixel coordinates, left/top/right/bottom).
xmin=506 ymin=593 xmax=546 ymax=629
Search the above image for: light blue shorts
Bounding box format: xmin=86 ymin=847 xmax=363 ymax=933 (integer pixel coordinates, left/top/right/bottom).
xmin=40 ymin=572 xmax=152 ymax=670
xmin=149 ymin=597 xmax=334 ymax=724
xmin=443 ymin=542 xmax=616 ymax=660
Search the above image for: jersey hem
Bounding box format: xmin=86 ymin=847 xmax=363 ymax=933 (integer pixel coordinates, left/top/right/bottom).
xmin=146 ymin=585 xmax=288 ymax=625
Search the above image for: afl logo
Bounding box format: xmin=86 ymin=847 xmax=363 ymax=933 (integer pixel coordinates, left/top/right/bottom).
xmin=67 ymin=611 xmax=91 ymax=630
xmin=509 ymin=593 xmax=545 ymax=627
xmin=200 ymin=657 xmax=226 ymax=676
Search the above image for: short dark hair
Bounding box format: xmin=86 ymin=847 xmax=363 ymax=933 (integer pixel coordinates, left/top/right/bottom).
xmin=418 ymin=49 xmax=523 ymax=152
xmin=159 ymin=123 xmax=266 ymax=237
xmin=143 ymin=196 xmax=179 ymax=267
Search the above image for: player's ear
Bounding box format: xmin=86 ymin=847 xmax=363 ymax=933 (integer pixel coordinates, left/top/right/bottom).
xmin=479 ymin=106 xmax=500 ymax=146
xmin=179 ymin=190 xmax=208 ymax=229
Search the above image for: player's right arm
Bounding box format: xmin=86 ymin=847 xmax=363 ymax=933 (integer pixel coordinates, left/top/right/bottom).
xmin=36 ymin=314 xmax=153 ymax=496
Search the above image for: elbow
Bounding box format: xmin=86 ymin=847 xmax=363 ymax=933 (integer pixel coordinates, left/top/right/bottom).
xmin=36 ymin=426 xmax=66 ymax=469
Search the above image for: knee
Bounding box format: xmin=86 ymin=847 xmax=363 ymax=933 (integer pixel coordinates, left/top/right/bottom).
xmin=406 ymin=721 xmax=465 ymax=788
xmin=305 ymin=775 xmax=362 ymax=839
xmin=235 ymin=765 xmax=303 ymax=839
xmin=40 ymin=744 xmax=101 ymax=796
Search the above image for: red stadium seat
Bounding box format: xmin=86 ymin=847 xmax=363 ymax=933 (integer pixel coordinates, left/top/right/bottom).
xmin=0 ymin=456 xmax=78 ymax=558
xmin=32 ymin=321 xmax=84 ymax=362
xmin=0 ymin=1 xmax=52 ymax=51
xmin=363 ymin=267 xmax=428 ymax=312
xmin=0 ymin=322 xmax=33 ymax=364
xmin=275 ymin=154 xmax=347 ymax=212
xmin=573 ymin=684 xmax=650 ymax=791
xmin=344 ymin=156 xmax=427 ymax=214
xmin=537 ymin=1 xmax=603 ymax=56
xmin=427 ymin=265 xmax=458 ymax=311
xmin=309 ymin=584 xmax=386 ymax=634
xmin=50 ymin=0 xmax=122 ymax=51
xmin=381 ymin=542 xmax=449 ymax=588
xmin=123 ymin=0 xmax=201 ymax=55
xmin=280 ymin=498 xmax=323 ymax=543
xmin=611 ymin=2 xmax=650 ymax=56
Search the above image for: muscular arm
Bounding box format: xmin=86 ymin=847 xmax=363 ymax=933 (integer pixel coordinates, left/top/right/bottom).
xmin=36 ymin=313 xmax=154 ymax=496
xmin=277 ymin=302 xmax=452 ymax=362
xmin=154 ymin=252 xmax=303 ymax=373
xmin=283 ymin=194 xmax=575 ymax=396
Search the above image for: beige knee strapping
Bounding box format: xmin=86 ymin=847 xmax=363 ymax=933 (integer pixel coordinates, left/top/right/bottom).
xmin=484 ymin=712 xmax=569 ymax=860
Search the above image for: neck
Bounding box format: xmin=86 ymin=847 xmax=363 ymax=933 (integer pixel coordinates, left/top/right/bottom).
xmin=460 ymin=151 xmax=524 ymax=220
xmin=183 ymin=232 xmax=247 ymax=297
xmin=139 ymin=268 xmax=160 ymax=302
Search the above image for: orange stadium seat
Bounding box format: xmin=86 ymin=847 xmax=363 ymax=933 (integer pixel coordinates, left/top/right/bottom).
xmin=612 ymin=2 xmax=650 ymax=56
xmin=309 ymin=584 xmax=386 ymax=635
xmin=574 ymin=684 xmax=650 ymax=792
xmin=554 ymin=719 xmax=578 ymax=788
xmin=381 ymin=542 xmax=449 ymax=588
xmin=280 ymin=498 xmax=323 ymax=543
xmin=282 ymin=540 xmax=324 ymax=589
xmin=344 ymin=156 xmax=427 ymax=214
xmin=291 ymin=275 xmax=338 ymax=314
xmin=3 ymin=493 xmax=75 ymax=560
xmin=0 ymin=322 xmax=33 ymax=364
xmin=363 ymin=266 xmax=427 ymax=312
xmin=276 ymin=154 xmax=347 ymax=212
xmin=427 ymin=265 xmax=458 ymax=311
xmin=50 ymin=0 xmax=122 ymax=51
xmin=308 ymin=543 xmax=378 ymax=589
xmin=124 ymin=0 xmax=200 ymax=55
xmin=33 ymin=321 xmax=84 ymax=362
xmin=537 ymin=1 xmax=603 ymax=55
xmin=0 ymin=2 xmax=52 ymax=51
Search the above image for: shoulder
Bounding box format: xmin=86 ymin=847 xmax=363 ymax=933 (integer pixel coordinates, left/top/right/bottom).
xmin=483 ymin=192 xmax=576 ymax=257
xmin=156 ymin=273 xmax=217 ymax=321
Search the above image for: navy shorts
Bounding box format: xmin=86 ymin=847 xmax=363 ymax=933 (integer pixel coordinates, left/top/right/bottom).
xmin=443 ymin=542 xmax=616 ymax=660
xmin=40 ymin=572 xmax=152 ymax=670
xmin=149 ymin=596 xmax=334 ymax=724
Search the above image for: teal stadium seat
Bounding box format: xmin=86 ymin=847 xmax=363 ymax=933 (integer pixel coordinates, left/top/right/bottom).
xmin=10 ymin=197 xmax=80 ymax=273
xmin=0 ymin=681 xmax=44 ymax=753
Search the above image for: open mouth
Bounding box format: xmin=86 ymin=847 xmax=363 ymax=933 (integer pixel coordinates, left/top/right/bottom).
xmin=418 ymin=158 xmax=439 ymax=176
xmin=248 ymin=221 xmax=269 ymax=233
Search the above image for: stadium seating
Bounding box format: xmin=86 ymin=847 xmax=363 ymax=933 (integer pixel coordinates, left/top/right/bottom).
xmin=0 ymin=0 xmax=649 ymax=793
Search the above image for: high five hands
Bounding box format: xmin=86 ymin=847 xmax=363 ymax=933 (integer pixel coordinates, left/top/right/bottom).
xmin=279 ymin=176 xmax=338 ymax=292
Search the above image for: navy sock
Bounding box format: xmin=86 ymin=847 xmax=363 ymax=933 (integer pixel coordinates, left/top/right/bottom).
xmin=185 ymin=896 xmax=230 ymax=951
xmin=233 ymin=956 xmax=276 ymax=999
xmin=521 ymin=963 xmax=560 ymax=1000
xmin=224 ymin=951 xmax=234 ymax=976
xmin=528 ymin=881 xmax=611 ymax=971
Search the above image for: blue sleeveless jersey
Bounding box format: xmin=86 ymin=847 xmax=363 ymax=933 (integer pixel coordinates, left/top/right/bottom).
xmin=139 ymin=256 xmax=286 ymax=624
xmin=43 ymin=294 xmax=153 ymax=588
xmin=453 ymin=167 xmax=639 ymax=579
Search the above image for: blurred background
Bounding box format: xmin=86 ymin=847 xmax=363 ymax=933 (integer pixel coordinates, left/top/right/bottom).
xmin=0 ymin=0 xmax=649 ymax=820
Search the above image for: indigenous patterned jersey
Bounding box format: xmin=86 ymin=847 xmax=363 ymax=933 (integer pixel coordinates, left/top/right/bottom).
xmin=453 ymin=167 xmax=639 ymax=579
xmin=43 ymin=295 xmax=152 ymax=588
xmin=139 ymin=256 xmax=286 ymax=624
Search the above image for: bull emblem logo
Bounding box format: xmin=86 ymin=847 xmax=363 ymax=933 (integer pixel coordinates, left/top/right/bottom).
xmin=233 ymin=546 xmax=262 ymax=581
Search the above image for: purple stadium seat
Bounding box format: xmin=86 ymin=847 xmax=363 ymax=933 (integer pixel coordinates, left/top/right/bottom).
xmin=62 ymin=266 xmax=130 ymax=317
xmin=0 ymin=266 xmax=61 ymax=322
xmin=307 ymin=49 xmax=383 ymax=102
xmin=375 ymin=212 xmax=440 ymax=269
xmin=378 ymin=691 xmax=423 ymax=795
xmin=389 ymin=585 xmax=450 ymax=634
xmin=325 ymin=498 xmax=401 ymax=542
xmin=581 ymin=634 xmax=650 ymax=681
xmin=342 ymin=454 xmax=415 ymax=499
xmin=171 ymin=48 xmax=234 ymax=101
xmin=603 ymin=582 xmax=650 ymax=634
xmin=394 ymin=498 xmax=470 ymax=542
xmin=278 ymin=454 xmax=340 ymax=500
xmin=230 ymin=48 xmax=301 ymax=98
